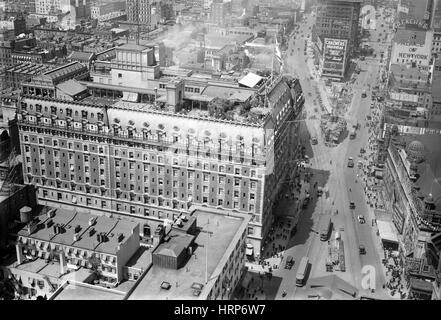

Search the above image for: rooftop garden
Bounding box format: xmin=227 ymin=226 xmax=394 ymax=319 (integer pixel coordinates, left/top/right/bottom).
xmin=206 ymin=95 xmax=269 ymax=124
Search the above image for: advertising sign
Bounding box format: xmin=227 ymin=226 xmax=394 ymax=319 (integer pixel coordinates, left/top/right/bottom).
xmin=323 ymin=38 xmax=347 ymax=63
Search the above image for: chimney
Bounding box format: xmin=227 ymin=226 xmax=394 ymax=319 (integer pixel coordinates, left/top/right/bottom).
xmin=117 ymin=233 xmax=124 ymax=242
xmin=47 ymin=209 xmax=55 ymax=218
xmin=74 ymin=225 xmax=81 ymax=233
xmin=46 ymin=219 xmax=54 ymax=228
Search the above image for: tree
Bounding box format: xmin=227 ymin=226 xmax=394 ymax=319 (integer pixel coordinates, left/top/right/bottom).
xmin=208 ymin=98 xmax=235 ymax=120
xmin=88 ymin=253 xmax=101 ymax=282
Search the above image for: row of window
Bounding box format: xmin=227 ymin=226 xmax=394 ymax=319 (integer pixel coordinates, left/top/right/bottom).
xmin=21 ymin=103 xmax=103 ymax=121
xmin=115 ymin=149 xmax=258 ymax=171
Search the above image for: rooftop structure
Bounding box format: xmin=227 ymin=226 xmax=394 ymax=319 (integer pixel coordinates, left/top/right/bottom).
xmin=51 ymin=280 xmax=126 ymax=300
xmin=128 ymin=207 xmax=250 ymax=300
xmin=15 ymin=206 xmax=140 ymax=284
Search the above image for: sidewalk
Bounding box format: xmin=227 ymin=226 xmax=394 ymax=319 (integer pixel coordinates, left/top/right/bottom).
xmin=356 ymin=107 xmax=409 ymax=299
xmin=256 ymin=164 xmax=312 ymax=267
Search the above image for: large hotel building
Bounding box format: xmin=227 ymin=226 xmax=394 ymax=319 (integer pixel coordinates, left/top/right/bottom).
xmin=13 ymin=43 xmax=305 ymax=255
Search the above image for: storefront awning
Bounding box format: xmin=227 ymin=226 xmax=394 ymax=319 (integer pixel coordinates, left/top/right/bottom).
xmin=377 ymin=220 xmax=399 ymax=244
xmin=122 ymin=92 xmax=139 ymax=102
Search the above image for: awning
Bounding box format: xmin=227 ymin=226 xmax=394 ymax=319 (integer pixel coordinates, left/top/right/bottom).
xmin=377 ymin=220 xmax=399 ymax=244
xmin=186 ymin=95 xmax=214 ymax=102
xmin=122 ymin=92 xmax=139 ymax=102
xmin=375 ymin=170 xmax=384 ymax=179
xmin=410 ymin=278 xmax=434 ymax=293
xmin=246 ymin=244 xmax=254 ymax=256
xmin=156 ymin=95 xmax=168 ymax=103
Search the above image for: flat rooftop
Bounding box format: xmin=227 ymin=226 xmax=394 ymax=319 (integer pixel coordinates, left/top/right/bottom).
xmin=128 ymin=208 xmax=248 ymax=300
xmin=52 ymin=281 xmax=126 ymax=300
xmin=10 ymin=258 xmax=92 ymax=282
xmin=18 ymin=207 xmax=138 ymax=255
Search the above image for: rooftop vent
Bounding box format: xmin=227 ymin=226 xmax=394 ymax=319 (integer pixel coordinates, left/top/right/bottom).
xmin=117 ymin=233 xmax=124 ymax=242
xmin=89 ymin=228 xmax=95 ymax=237
xmin=73 ymin=233 xmax=80 ymax=242
xmin=88 ymin=216 xmax=97 ymax=226
xmin=97 ymin=232 xmax=108 ymax=243
xmin=181 ymin=215 xmax=188 ymax=222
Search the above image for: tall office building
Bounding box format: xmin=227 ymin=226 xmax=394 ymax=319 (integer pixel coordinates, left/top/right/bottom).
xmin=312 ymin=0 xmax=361 ymax=80
xmin=127 ymin=0 xmax=160 ymax=28
xmin=2 ymin=0 xmax=36 ymax=13
xmin=211 ymin=0 xmax=232 ymax=26
xmin=396 ymin=0 xmax=433 ymax=29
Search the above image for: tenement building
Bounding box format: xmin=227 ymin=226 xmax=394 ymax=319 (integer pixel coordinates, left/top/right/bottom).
xmin=15 ymin=65 xmax=305 ymax=256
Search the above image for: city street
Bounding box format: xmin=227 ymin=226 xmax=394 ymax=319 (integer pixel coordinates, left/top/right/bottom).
xmin=269 ymin=8 xmax=393 ymax=299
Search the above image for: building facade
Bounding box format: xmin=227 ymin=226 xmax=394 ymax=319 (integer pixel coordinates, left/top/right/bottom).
xmin=91 ymin=0 xmax=126 ymax=21
xmin=15 ymin=69 xmax=304 ymax=255
xmin=127 ymin=0 xmax=160 ymax=29
xmin=383 ymin=135 xmax=441 ymax=258
xmin=15 ymin=207 xmax=140 ymax=284
xmin=312 ymin=0 xmax=361 ymax=80
xmin=211 ymin=0 xmax=232 ymax=26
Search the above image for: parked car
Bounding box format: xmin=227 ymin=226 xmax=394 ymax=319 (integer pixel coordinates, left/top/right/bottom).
xmin=311 ymin=136 xmax=318 ymax=145
xmin=358 ymin=215 xmax=366 ymax=224
xmin=349 ymin=201 xmax=356 ymax=209
xmin=359 ymin=245 xmax=366 ymax=255
xmin=347 ymin=157 xmax=354 ymax=168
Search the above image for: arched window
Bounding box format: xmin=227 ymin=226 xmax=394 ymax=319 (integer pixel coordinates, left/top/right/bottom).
xmin=75 ymin=110 xmax=79 ymax=117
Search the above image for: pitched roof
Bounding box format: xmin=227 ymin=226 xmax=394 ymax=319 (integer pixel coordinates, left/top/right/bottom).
xmin=155 ymin=231 xmax=194 ymax=258
xmin=68 ymin=51 xmax=94 ymax=62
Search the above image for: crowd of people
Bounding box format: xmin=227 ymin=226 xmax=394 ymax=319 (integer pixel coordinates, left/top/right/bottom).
xmin=382 ymin=249 xmax=408 ymax=299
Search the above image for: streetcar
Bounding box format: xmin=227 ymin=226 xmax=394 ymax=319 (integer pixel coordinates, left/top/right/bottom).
xmin=295 ymin=257 xmax=310 ymax=287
